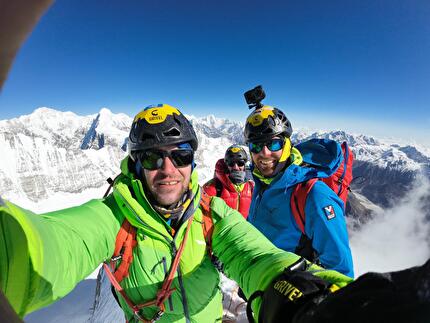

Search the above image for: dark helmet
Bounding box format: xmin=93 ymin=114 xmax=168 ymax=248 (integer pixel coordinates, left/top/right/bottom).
xmin=224 ymin=145 xmax=248 ymax=165
xmin=244 ymin=105 xmax=292 ymax=143
xmin=128 ymin=104 xmax=198 ymax=160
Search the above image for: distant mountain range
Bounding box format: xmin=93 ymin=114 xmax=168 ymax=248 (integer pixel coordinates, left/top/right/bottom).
xmin=1 ymin=107 xmax=429 ymax=223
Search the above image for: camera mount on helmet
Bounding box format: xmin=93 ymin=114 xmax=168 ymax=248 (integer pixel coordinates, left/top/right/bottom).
xmin=244 ymin=85 xmax=266 ymax=110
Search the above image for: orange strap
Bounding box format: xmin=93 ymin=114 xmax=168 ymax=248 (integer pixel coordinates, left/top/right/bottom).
xmin=200 ymin=192 xmax=214 ymax=254
xmin=111 ymin=220 xmax=137 ymax=283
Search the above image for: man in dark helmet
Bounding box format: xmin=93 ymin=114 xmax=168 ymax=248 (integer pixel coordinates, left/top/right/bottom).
xmin=203 ymin=145 xmax=254 ymax=219
xmin=0 ymin=103 xmax=353 ymax=322
xmin=245 ymin=105 xmax=354 ymax=278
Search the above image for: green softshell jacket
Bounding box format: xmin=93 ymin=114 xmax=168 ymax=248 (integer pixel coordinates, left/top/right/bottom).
xmin=0 ymin=157 xmax=353 ymax=322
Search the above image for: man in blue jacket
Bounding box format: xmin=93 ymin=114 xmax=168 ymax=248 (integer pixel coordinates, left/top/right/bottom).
xmin=245 ymin=104 xmax=354 ymax=277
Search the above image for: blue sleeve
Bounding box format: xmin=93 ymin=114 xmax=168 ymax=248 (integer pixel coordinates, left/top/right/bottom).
xmin=304 ymin=181 xmax=354 ymax=277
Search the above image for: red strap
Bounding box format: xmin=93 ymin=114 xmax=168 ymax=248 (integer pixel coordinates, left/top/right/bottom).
xmin=290 ymin=179 xmax=318 ymax=234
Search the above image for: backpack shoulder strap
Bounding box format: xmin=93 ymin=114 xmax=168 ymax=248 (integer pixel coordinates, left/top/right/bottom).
xmin=200 ymin=191 xmax=214 ymax=255
xmin=290 ymin=178 xmax=318 ymax=235
xmin=111 ymin=219 xmax=137 ymax=283
xmin=214 ymin=178 xmax=223 ymax=197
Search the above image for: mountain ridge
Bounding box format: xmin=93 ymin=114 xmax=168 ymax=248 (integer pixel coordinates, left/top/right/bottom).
xmin=1 ymin=107 xmax=429 ymax=220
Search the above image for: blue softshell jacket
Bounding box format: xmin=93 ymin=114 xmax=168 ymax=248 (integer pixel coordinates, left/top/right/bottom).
xmin=247 ymin=139 xmax=354 ymax=277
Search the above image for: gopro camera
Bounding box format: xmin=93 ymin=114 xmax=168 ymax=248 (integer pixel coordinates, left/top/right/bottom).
xmin=244 ymin=85 xmax=266 ymax=109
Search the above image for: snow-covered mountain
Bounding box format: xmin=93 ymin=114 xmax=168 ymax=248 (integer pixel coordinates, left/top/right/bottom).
xmin=1 ymin=107 xmax=428 ymax=220
xmin=0 ymin=108 xmax=129 ymax=203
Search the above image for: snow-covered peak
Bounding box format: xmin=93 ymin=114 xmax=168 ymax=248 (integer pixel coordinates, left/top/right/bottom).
xmin=292 ymin=128 xmax=380 ymax=147
xmin=290 ymin=128 xmax=428 ymax=172
xmin=80 ymin=108 xmax=131 ymax=150
xmin=0 ymin=107 xmax=89 ymax=147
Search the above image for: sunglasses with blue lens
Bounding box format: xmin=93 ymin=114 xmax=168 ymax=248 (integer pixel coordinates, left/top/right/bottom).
xmin=249 ymin=138 xmax=284 ymax=154
xmin=135 ymin=149 xmax=194 ymax=170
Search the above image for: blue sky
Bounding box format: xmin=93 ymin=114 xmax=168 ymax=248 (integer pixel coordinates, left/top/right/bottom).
xmin=1 ymin=1 xmax=429 ymax=146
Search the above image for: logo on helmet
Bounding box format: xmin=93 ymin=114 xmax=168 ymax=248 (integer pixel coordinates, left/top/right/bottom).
xmin=134 ymin=104 xmax=181 ymax=124
xmin=247 ymin=106 xmax=275 ymax=127
xmin=230 ymin=147 xmax=241 ymax=153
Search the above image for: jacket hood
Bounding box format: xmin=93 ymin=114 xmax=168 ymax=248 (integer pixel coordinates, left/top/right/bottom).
xmin=214 ymin=158 xmax=237 ymax=191
xmin=295 ymin=138 xmax=342 ymax=177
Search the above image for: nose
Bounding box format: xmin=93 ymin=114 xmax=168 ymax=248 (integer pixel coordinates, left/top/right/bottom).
xmin=260 ymin=145 xmax=271 ymax=156
xmin=161 ymin=156 xmax=176 ymax=172
xmin=230 ymin=163 xmax=240 ymax=171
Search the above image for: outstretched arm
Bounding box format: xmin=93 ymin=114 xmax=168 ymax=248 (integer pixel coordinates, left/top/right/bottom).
xmin=0 ymin=197 xmax=120 ymax=317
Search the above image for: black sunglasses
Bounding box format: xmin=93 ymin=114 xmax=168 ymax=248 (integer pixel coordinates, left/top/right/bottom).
xmin=227 ymin=160 xmax=245 ymax=167
xmin=135 ymin=149 xmax=194 ymax=170
xmin=249 ymin=138 xmax=284 ymax=154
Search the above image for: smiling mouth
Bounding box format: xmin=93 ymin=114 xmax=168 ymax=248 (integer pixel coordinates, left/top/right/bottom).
xmin=157 ymin=180 xmax=180 ymax=186
xmin=259 ymin=160 xmax=276 ymax=167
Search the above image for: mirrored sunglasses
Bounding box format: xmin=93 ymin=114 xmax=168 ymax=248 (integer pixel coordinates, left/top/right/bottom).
xmin=135 ymin=149 xmax=194 ymax=170
xmin=249 ymin=138 xmax=284 ymax=154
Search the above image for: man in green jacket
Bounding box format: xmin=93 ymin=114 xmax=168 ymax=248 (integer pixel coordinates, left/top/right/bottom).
xmin=4 ymin=103 xmax=425 ymax=323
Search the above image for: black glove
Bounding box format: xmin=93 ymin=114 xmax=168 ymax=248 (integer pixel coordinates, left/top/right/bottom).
xmin=299 ymin=258 xmax=430 ymax=323
xmin=246 ymin=258 xmax=333 ymax=323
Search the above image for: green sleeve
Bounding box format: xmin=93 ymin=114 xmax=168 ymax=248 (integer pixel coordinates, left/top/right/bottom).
xmin=209 ymin=197 xmax=353 ymax=320
xmin=0 ymin=197 xmax=120 ymax=317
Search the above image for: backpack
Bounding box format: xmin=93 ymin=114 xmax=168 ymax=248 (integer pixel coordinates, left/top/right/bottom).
xmin=290 ymin=139 xmax=354 ymax=263
xmin=102 ymin=183 xmax=215 ymax=322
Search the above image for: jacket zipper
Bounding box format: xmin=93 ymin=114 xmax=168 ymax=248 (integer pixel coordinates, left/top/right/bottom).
xmin=161 ymin=257 xmax=174 ymax=311
xmin=176 ymin=264 xmax=191 ymax=323
xmin=253 ymin=189 xmax=264 ymax=221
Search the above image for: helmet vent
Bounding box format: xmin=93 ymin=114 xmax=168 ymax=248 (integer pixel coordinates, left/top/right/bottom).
xmin=163 ymin=128 xmax=180 ymax=137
